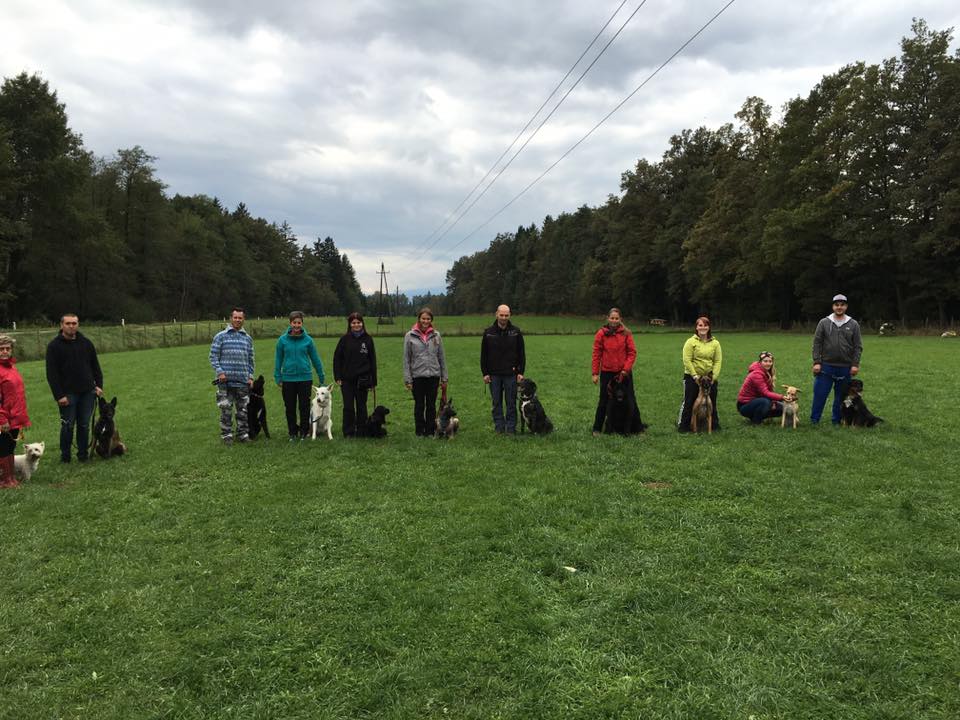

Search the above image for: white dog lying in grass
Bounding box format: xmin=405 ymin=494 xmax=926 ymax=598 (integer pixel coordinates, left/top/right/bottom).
xmin=14 ymin=441 xmax=45 ymax=481
xmin=310 ymin=385 xmax=334 ymax=440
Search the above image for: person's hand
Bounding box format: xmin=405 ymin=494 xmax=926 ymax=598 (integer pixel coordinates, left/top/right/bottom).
xmin=592 ymin=374 xmax=599 ymax=385
xmin=483 ymin=375 xmax=491 ymax=384
xmin=850 ymin=365 xmax=859 ymax=376
xmin=617 ymin=371 xmax=627 ymax=382
xmin=277 ymin=381 xmax=282 ymax=387
xmin=218 ymin=373 xmax=227 ymax=383
xmin=57 ymin=396 xmax=69 ymax=407
xmin=441 ymin=381 xmax=448 ymax=389
xmin=94 ymin=386 xmax=104 ymax=397
xmin=405 ymin=383 xmax=412 ymax=391
xmin=812 ymin=363 xmax=821 ymax=375
xmin=336 ymin=380 xmax=342 ymax=386
xmin=0 ymin=423 xmax=10 ymax=433
xmin=516 ymin=373 xmax=524 ymax=382
xmin=247 ymin=378 xmax=254 ymax=388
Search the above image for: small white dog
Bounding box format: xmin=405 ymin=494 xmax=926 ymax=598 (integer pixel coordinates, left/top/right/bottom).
xmin=310 ymin=385 xmax=335 ymax=440
xmin=14 ymin=441 xmax=45 ymax=481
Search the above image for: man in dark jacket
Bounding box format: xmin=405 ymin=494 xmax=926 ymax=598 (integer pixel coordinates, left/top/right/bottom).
xmin=480 ymin=304 xmax=525 ymax=434
xmin=45 ymin=314 xmax=104 ymax=463
xmin=811 ymin=293 xmax=863 ymax=424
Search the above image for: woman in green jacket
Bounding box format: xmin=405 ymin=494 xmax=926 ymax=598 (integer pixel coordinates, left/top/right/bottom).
xmin=274 ymin=311 xmax=325 ymax=441
xmin=677 ymin=316 xmax=722 ymax=432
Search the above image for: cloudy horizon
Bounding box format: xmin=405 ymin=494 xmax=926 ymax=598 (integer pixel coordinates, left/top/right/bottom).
xmin=3 ymin=0 xmax=959 ymax=295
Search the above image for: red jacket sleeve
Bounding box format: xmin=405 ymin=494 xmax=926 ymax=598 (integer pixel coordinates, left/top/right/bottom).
xmin=591 ymin=330 xmax=603 ymax=375
xmin=745 ymin=369 xmax=782 ymax=401
xmin=623 ymin=332 xmax=637 ymax=373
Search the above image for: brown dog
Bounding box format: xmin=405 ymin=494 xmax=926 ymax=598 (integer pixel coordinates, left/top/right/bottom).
xmin=780 ymin=385 xmax=800 ymax=429
xmin=690 ymin=374 xmax=714 ymax=434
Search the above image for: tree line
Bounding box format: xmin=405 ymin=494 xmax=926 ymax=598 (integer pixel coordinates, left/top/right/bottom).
xmin=444 ymin=20 xmax=960 ymax=328
xmin=0 ymin=75 xmax=364 ymax=324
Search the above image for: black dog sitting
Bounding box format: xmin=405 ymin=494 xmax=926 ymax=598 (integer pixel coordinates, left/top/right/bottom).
xmin=365 ymin=405 xmax=390 ymax=438
xmin=840 ymin=379 xmax=884 ymax=427
xmin=603 ymin=376 xmax=648 ymax=435
xmin=93 ymin=396 xmax=127 ymax=459
xmin=518 ymin=378 xmax=553 ymax=434
xmin=435 ymin=398 xmax=460 ymax=439
xmin=248 ymin=375 xmax=270 ymax=439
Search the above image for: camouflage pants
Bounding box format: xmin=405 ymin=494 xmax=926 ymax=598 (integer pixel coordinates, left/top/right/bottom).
xmin=216 ymin=385 xmax=250 ymax=441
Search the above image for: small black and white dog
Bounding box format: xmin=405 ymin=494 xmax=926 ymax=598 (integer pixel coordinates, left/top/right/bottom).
xmin=603 ymin=376 xmax=647 ymax=435
xmin=93 ymin=396 xmax=127 ymax=459
xmin=365 ymin=405 xmax=391 ymax=438
xmin=518 ymin=378 xmax=553 ymax=434
xmin=248 ymin=375 xmax=270 ymax=440
xmin=435 ymin=398 xmax=460 ymax=439
xmin=840 ymin=379 xmax=884 ymax=427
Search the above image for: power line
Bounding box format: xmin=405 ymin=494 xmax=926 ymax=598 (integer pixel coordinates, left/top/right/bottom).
xmin=410 ymin=0 xmax=651 ymax=266
xmin=402 ymin=0 xmax=635 ymax=266
xmin=434 ymin=0 xmax=739 ymax=264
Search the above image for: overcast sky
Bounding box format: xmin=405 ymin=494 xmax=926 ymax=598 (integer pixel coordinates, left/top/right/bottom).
xmin=3 ymin=1 xmax=959 ymax=295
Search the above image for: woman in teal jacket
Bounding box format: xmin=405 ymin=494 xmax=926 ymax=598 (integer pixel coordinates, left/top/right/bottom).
xmin=274 ymin=311 xmax=325 ymax=440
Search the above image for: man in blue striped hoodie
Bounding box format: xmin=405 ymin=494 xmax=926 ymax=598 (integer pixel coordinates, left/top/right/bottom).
xmin=209 ymin=307 xmax=255 ymax=444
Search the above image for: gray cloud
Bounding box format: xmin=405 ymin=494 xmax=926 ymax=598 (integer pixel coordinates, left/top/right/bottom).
xmin=3 ymin=0 xmax=958 ymax=293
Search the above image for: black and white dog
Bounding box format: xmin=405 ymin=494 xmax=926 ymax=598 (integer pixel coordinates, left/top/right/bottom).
xmin=518 ymin=378 xmax=553 ymax=434
xmin=365 ymin=405 xmax=391 ymax=438
xmin=840 ymin=379 xmax=884 ymax=427
xmin=603 ymin=376 xmax=647 ymax=435
xmin=248 ymin=375 xmax=270 ymax=440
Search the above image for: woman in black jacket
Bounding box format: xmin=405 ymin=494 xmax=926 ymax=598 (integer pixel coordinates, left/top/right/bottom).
xmin=333 ymin=312 xmax=377 ymax=437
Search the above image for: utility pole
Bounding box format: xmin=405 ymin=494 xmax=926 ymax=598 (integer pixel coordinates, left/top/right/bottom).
xmin=376 ymin=262 xmax=394 ymax=325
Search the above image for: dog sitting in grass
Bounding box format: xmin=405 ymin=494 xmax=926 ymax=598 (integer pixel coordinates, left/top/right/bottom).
xmin=780 ymin=385 xmax=800 ymax=429
xmin=14 ymin=441 xmax=45 ymax=481
xmin=840 ymin=379 xmax=883 ymax=427
xmin=93 ymin=396 xmax=126 ymax=459
xmin=690 ymin=374 xmax=714 ymax=434
xmin=309 ymin=384 xmax=334 ymax=440
xmin=365 ymin=405 xmax=390 ymax=438
xmin=603 ymin=375 xmax=647 ymax=435
xmin=435 ymin=398 xmax=460 ymax=439
xmin=518 ymin=378 xmax=553 ymax=434
xmin=248 ymin=375 xmax=270 ymax=439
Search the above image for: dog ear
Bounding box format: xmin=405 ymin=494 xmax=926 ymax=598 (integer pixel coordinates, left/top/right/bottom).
xmin=110 ymin=397 xmax=118 ymax=407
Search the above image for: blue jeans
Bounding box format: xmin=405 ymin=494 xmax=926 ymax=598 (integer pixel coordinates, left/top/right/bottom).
xmin=490 ymin=375 xmax=517 ymax=433
xmin=810 ymin=363 xmax=851 ymax=424
xmin=737 ymin=398 xmax=781 ymax=424
xmin=58 ymin=391 xmax=97 ymax=461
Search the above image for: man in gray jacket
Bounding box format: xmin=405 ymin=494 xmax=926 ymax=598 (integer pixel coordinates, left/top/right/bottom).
xmin=810 ymin=293 xmax=863 ymax=424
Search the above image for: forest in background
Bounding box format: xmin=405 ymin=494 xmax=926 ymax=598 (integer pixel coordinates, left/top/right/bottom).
xmin=2 ymin=20 xmax=958 ymax=328
xmin=444 ymin=21 xmax=960 ymax=328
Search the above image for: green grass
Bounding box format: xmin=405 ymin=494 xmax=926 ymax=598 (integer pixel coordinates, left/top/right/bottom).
xmin=2 ymin=333 xmax=959 ymax=719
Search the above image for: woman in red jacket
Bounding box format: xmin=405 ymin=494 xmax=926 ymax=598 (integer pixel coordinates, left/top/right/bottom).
xmin=736 ymin=351 xmax=785 ymax=424
xmin=591 ymin=308 xmax=637 ymax=435
xmin=0 ymin=334 xmax=30 ymax=488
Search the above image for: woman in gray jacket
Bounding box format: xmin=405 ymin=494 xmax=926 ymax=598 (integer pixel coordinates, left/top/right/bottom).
xmin=403 ymin=308 xmax=448 ymax=436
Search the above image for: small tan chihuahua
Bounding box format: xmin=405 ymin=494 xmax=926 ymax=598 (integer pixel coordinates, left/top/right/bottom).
xmin=781 ymin=385 xmax=800 ymax=429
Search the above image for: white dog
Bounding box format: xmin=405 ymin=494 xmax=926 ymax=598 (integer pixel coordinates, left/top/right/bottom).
xmin=310 ymin=385 xmax=334 ymax=440
xmin=14 ymin=441 xmax=45 ymax=481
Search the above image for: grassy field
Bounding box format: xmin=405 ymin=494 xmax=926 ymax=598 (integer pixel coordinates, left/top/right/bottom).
xmin=2 ymin=331 xmax=959 ymax=719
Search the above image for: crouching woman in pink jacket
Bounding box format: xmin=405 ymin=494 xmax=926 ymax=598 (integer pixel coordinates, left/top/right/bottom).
xmin=736 ymin=351 xmax=785 ymax=424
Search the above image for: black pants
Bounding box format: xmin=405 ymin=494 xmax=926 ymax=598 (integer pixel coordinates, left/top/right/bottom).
xmin=340 ymin=379 xmax=369 ymax=437
xmin=0 ymin=429 xmax=19 ymax=458
xmin=411 ymin=376 xmax=440 ymax=436
xmin=677 ymin=374 xmax=720 ymax=431
xmin=281 ymin=380 xmax=312 ymax=437
xmin=593 ymin=371 xmax=628 ymax=432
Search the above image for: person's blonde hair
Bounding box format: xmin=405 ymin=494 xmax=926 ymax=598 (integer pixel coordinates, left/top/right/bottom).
xmin=0 ymin=334 xmax=16 ymax=347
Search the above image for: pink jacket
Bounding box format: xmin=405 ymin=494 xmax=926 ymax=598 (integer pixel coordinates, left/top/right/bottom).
xmin=736 ymin=361 xmax=782 ymax=404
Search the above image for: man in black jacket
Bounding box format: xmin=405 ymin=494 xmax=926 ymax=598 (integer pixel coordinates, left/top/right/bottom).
xmin=46 ymin=314 xmax=103 ymax=463
xmin=480 ymin=304 xmax=525 ymax=434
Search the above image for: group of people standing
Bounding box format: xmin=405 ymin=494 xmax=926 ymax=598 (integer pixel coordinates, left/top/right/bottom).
xmin=0 ymin=294 xmax=865 ymax=489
